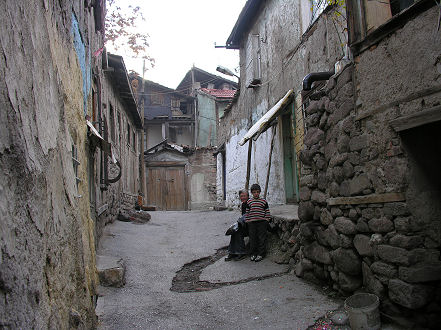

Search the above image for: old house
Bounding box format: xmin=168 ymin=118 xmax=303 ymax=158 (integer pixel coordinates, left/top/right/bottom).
xmin=218 ymin=0 xmax=346 ymax=206
xmin=221 ymin=0 xmax=440 ymax=326
xmin=139 ymin=68 xmax=236 ymax=210
xmin=0 ymin=1 xmax=106 ymax=328
xmin=296 ymin=0 xmax=441 ymax=327
xmin=90 ymin=52 xmax=143 ymax=241
xmin=176 ymin=67 xmax=238 ymax=147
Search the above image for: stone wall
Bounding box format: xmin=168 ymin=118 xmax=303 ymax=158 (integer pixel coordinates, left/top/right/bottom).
xmin=297 ymin=59 xmax=441 ymax=327
xmin=0 ymin=1 xmax=101 ymax=328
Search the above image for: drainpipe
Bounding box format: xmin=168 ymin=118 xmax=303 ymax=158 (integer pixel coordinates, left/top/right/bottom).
xmin=302 ymin=69 xmax=335 ymax=91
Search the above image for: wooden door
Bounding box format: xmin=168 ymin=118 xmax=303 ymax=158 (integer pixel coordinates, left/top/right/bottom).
xmin=146 ymin=166 xmax=186 ymax=210
xmin=165 ymin=167 xmax=185 ymax=210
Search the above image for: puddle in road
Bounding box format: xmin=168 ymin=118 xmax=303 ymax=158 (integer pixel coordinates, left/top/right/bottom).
xmin=170 ymin=247 xmax=289 ymax=293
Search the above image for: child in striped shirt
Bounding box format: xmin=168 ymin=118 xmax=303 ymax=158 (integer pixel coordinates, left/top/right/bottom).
xmin=245 ymin=183 xmax=271 ymax=262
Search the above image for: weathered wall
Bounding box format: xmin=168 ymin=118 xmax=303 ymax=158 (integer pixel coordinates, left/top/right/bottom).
xmin=189 ymin=148 xmax=218 ymax=209
xmin=296 ymin=7 xmax=441 ymax=326
xmin=0 ymin=1 xmax=100 ymax=328
xmin=218 ymin=0 xmax=346 ymax=206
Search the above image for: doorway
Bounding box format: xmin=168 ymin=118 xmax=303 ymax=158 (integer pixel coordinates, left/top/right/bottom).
xmin=146 ymin=166 xmax=187 ymax=210
xmin=281 ymin=107 xmax=299 ymax=203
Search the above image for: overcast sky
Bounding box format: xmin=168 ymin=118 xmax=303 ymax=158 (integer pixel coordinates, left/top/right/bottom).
xmin=107 ymin=0 xmax=247 ymax=89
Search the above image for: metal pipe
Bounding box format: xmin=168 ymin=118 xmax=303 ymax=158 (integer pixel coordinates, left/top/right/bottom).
xmin=302 ymin=70 xmax=335 ymax=91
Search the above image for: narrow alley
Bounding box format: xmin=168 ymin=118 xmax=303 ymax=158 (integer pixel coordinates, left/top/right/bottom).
xmin=96 ymin=210 xmax=341 ymax=329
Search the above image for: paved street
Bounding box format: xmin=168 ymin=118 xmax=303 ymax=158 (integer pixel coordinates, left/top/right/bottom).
xmin=96 ymin=210 xmax=341 ymax=329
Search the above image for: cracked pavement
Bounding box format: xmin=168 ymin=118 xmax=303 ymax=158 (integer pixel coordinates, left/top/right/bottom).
xmin=96 ymin=210 xmax=341 ymax=329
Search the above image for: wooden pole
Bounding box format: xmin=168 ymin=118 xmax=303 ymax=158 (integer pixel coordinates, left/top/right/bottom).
xmin=264 ymin=125 xmax=277 ymax=199
xmin=245 ymin=139 xmax=252 ymax=191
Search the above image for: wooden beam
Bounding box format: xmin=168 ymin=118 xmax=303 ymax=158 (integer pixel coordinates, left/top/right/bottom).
xmin=328 ymin=192 xmax=406 ymax=206
xmin=245 ymin=139 xmax=252 ymax=191
xmin=146 ymin=161 xmax=186 ymax=167
xmin=389 ymin=105 xmax=441 ymax=132
xmin=264 ymin=125 xmax=277 ymax=199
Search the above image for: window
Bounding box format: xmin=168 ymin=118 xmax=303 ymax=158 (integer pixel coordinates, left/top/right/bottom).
xmin=349 ymin=0 xmax=420 ymax=52
xmin=72 ymin=144 xmax=81 ymax=193
xmin=171 ymin=98 xmax=180 ymax=108
xmin=245 ymin=34 xmax=261 ymax=88
xmin=151 ymin=93 xmax=164 ymax=105
xmin=180 ymin=101 xmax=188 ymax=114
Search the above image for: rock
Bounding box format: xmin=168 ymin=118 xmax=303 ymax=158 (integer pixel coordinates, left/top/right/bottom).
xmin=339 ymin=234 xmax=352 ymax=248
xmin=97 ymin=256 xmax=125 ymax=287
xmin=389 ymin=234 xmax=423 ymax=249
xmin=362 ymin=262 xmax=385 ymax=298
xmin=295 ymin=258 xmax=314 ymax=277
xmin=329 ymin=153 xmax=348 ymax=168
xmin=349 ymin=174 xmax=372 ymax=195
xmin=377 ymin=245 xmax=409 ymax=265
xmin=331 ymin=248 xmax=362 ymax=275
xmin=304 ymin=127 xmax=325 ymax=147
xmin=333 ymin=166 xmax=344 ymax=184
xmin=311 ymin=190 xmax=327 ymax=204
xmin=303 ymin=241 xmax=332 ymax=264
xmin=348 ymin=208 xmax=357 ymax=220
xmin=356 ymin=218 xmax=370 ymax=232
xmin=368 ymin=217 xmax=394 ymax=233
xmin=300 ymin=174 xmax=315 ymax=187
xmin=388 ymin=279 xmax=433 ymax=309
xmin=349 ymin=134 xmax=369 ymax=151
xmin=128 ymin=210 xmax=151 ymax=223
xmin=298 ymin=201 xmax=314 ymax=221
xmin=371 ymin=261 xmax=397 ymax=277
xmin=334 ymin=217 xmax=357 ymax=235
xmin=399 ymin=262 xmax=441 ymax=283
xmin=323 ymin=225 xmax=340 ymax=249
xmin=361 ymin=207 xmax=376 ymax=220
xmin=329 ymin=182 xmax=340 ymax=197
xmin=320 ymin=208 xmax=333 ymax=226
xmin=317 ymin=172 xmax=328 ymax=191
xmin=299 ymin=186 xmax=311 ymax=201
xmin=337 ymin=134 xmax=350 ymax=153
xmin=343 ymin=161 xmax=354 ymax=178
xmin=370 ymin=233 xmax=385 ymax=245
xmin=331 ymin=207 xmax=343 ymax=217
xmin=300 ymin=222 xmax=314 ymax=238
xmin=394 ymin=216 xmax=417 ymax=233
xmin=354 ymin=234 xmax=373 ymax=256
xmin=408 ymin=248 xmax=440 ymax=265
xmin=383 ymin=202 xmax=409 ymax=216
xmin=339 ymin=180 xmax=350 ymax=197
xmin=339 ymin=272 xmax=362 ymax=292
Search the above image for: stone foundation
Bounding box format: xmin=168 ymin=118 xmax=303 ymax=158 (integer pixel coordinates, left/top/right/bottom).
xmin=297 ymin=64 xmax=441 ymax=327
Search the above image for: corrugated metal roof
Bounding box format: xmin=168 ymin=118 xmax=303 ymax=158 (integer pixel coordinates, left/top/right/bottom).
xmin=200 ymin=88 xmax=237 ymax=99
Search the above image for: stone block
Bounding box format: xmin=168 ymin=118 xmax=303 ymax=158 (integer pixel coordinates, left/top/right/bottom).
xmin=300 ymin=222 xmax=314 ymax=238
xmin=377 ymin=245 xmax=409 ymax=265
xmin=349 ymin=174 xmax=372 ymax=196
xmin=348 ymin=208 xmax=357 ymax=220
xmin=333 ymin=166 xmax=344 ymax=184
xmin=334 ymin=217 xmax=357 ymax=235
xmin=319 ymin=112 xmax=328 ymax=129
xmin=354 ymin=234 xmax=373 ymax=256
xmin=331 ymin=248 xmax=362 ymax=275
xmin=97 ymin=256 xmax=125 ymax=288
xmin=320 ymin=208 xmax=333 ymax=226
xmin=356 ymin=218 xmax=370 ymax=233
xmin=337 ymin=134 xmax=350 ymax=153
xmin=368 ymin=217 xmax=394 ymax=233
xmin=388 ymin=279 xmax=433 ymax=309
xmin=303 ymin=241 xmax=332 ymax=264
xmin=331 ymin=207 xmax=343 ymax=217
xmin=305 ymin=100 xmax=319 ymax=115
xmin=389 ymin=234 xmax=423 ymax=249
xmin=324 ymin=224 xmax=341 ymax=249
xmin=383 ymin=202 xmax=409 ymax=216
xmin=339 ymin=180 xmax=350 ymax=197
xmin=408 ymin=248 xmax=440 ymax=265
xmin=349 ymin=134 xmax=369 ymax=151
xmin=300 ymin=174 xmax=314 ymax=187
xmin=339 ymin=272 xmax=362 ymax=292
xmin=343 ymin=161 xmax=354 ymax=178
xmin=399 ymin=262 xmax=441 ymax=283
xmin=362 ymin=262 xmax=385 ymax=298
xmin=317 ymin=172 xmax=328 ymax=191
xmin=329 ymin=153 xmax=348 ymax=168
xmin=299 ymin=186 xmax=311 ymax=201
xmin=298 ymin=201 xmax=314 ymax=221
xmin=371 ymin=261 xmax=397 ymax=277
xmin=304 ymin=127 xmax=325 ymax=147
xmin=347 ymin=152 xmax=360 ymax=165
xmin=339 ymin=234 xmax=352 ymax=248
xmin=329 ymin=182 xmax=340 ymax=197
xmin=311 ymin=190 xmax=327 ymax=204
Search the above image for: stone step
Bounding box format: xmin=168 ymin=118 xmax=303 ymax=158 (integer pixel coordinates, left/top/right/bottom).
xmin=97 ymin=255 xmax=125 ymax=287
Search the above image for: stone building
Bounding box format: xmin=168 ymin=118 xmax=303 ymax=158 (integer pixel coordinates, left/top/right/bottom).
xmin=295 ymin=0 xmax=441 ymax=327
xmin=0 ymin=0 xmax=105 ymax=328
xmin=218 ymin=0 xmax=346 ymax=206
xmin=91 ymin=52 xmax=143 ymax=242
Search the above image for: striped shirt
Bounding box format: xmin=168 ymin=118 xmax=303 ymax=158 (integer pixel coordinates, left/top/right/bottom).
xmin=245 ymin=198 xmax=270 ymax=222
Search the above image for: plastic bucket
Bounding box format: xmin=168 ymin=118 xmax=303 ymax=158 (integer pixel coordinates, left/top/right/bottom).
xmin=344 ymin=293 xmax=381 ymax=330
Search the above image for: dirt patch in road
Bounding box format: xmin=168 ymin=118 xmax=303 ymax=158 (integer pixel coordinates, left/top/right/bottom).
xmin=170 ymin=247 xmax=289 ymax=293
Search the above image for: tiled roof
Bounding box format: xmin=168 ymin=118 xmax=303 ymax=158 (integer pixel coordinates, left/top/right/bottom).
xmin=200 ymin=88 xmax=237 ymax=99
